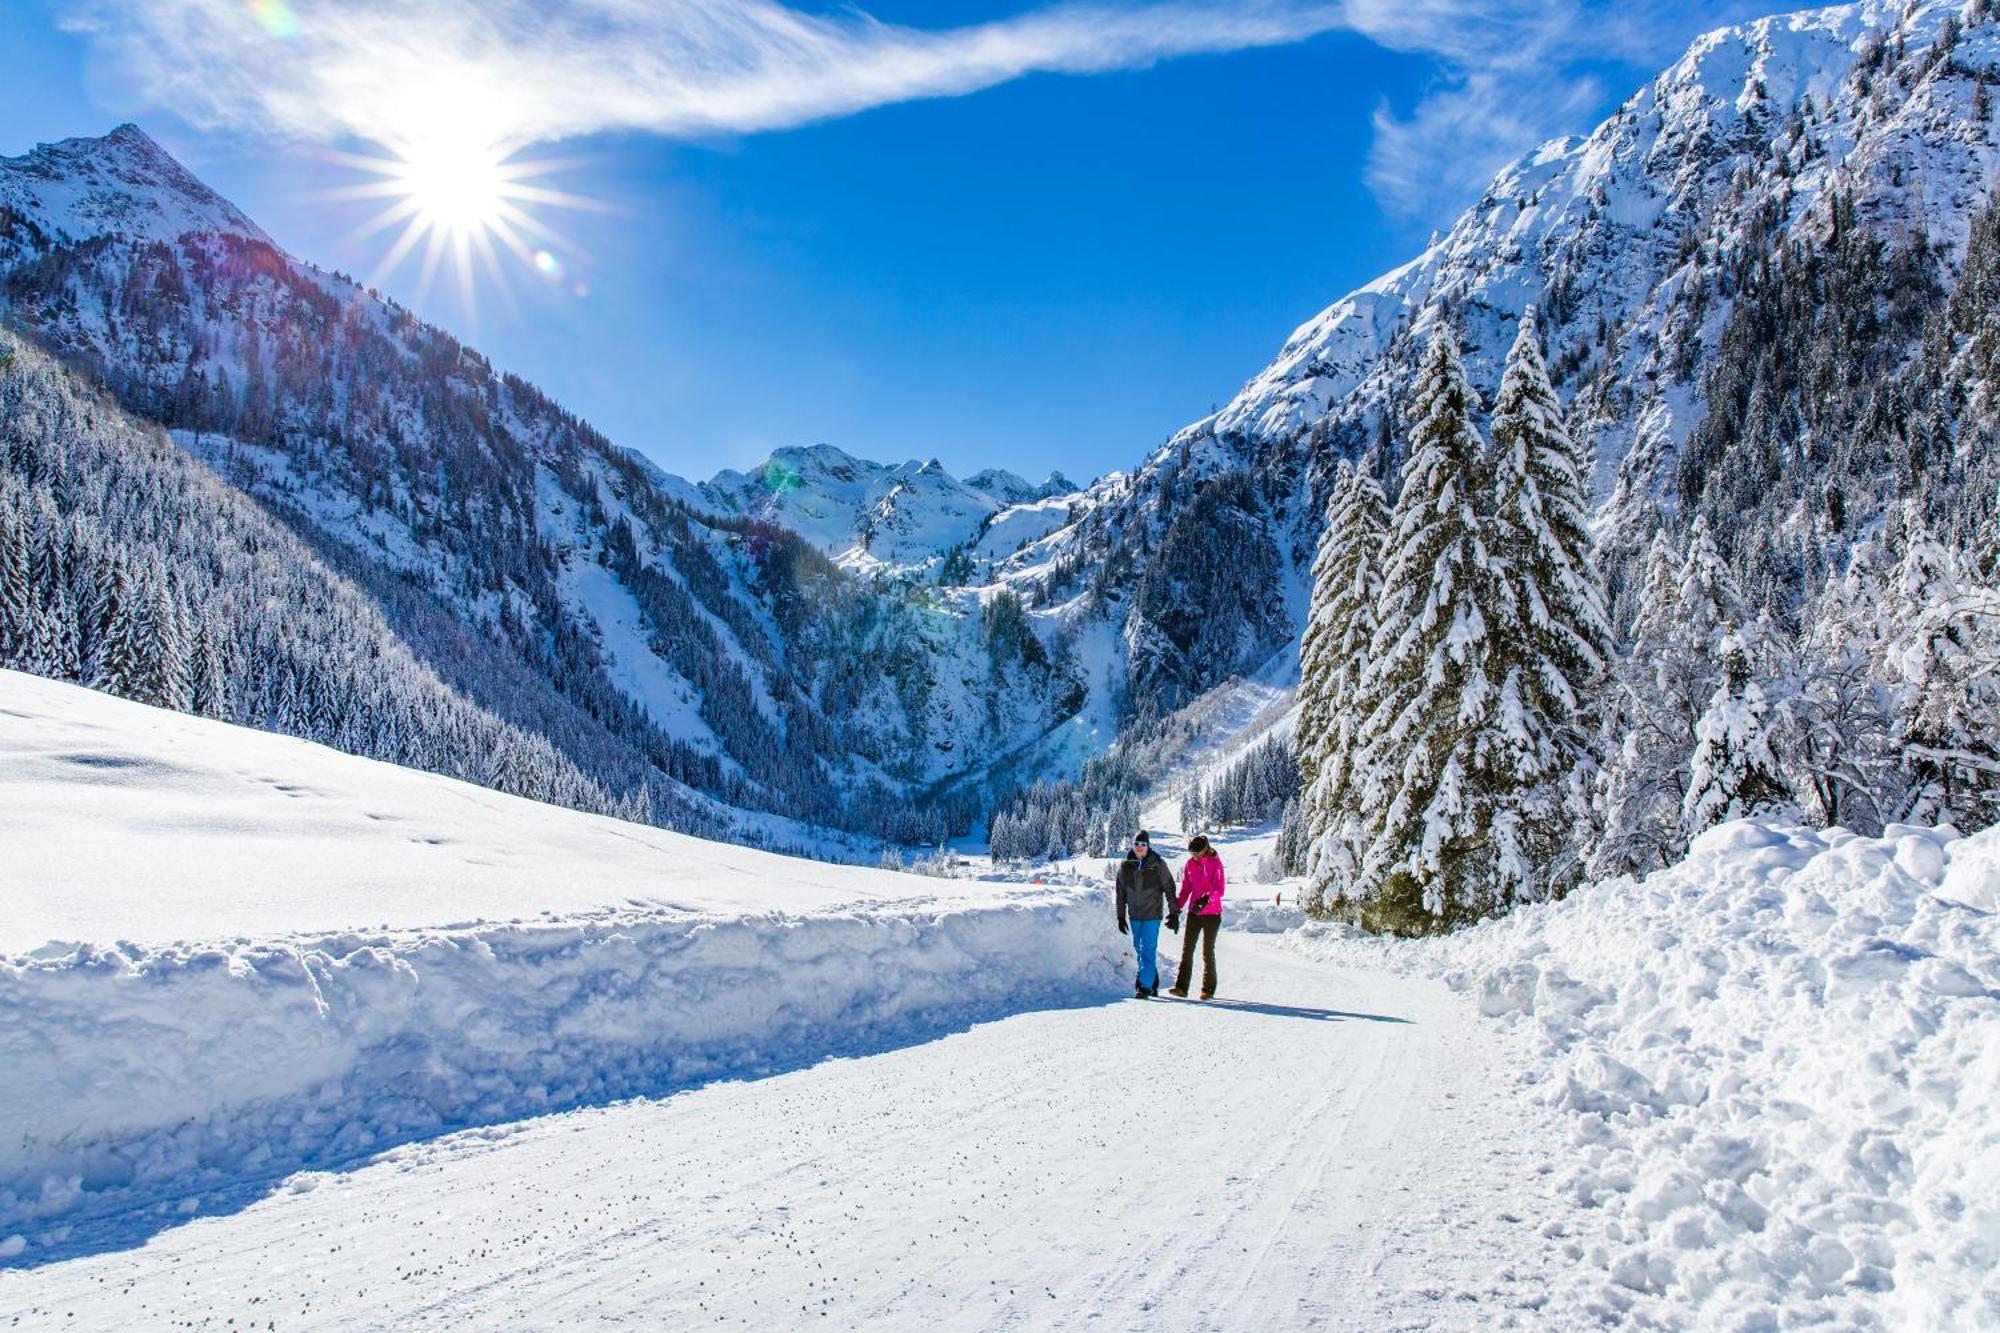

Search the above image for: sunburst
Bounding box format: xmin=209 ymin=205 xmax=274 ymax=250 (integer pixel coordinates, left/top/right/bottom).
xmin=326 ymin=128 xmax=598 ymax=318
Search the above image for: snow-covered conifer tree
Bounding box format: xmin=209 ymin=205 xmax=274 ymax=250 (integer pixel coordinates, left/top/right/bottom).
xmin=1347 ymin=327 xmax=1524 ymax=933
xmin=1593 ymin=517 xmax=1751 ymax=876
xmin=1487 ymin=309 xmax=1613 ymax=893
xmin=1296 ymin=459 xmax=1387 ymax=910
xmin=1684 ymin=621 xmax=1795 ymax=834
xmin=26 ymin=579 xmax=81 ymax=680
xmin=0 ymin=496 xmax=28 ymax=660
xmin=1885 ymin=513 xmax=2000 ymax=829
xmin=91 ymin=559 xmax=142 ymax=699
xmin=1787 ymin=547 xmax=1900 ymax=832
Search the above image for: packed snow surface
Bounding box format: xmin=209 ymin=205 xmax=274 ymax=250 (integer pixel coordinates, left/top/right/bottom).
xmin=1292 ymin=819 xmax=2000 ymax=1329
xmin=0 ymin=936 xmax=1560 ymax=1330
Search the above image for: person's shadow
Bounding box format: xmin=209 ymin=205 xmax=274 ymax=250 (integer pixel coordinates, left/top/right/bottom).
xmin=1181 ymin=997 xmax=1412 ymax=1024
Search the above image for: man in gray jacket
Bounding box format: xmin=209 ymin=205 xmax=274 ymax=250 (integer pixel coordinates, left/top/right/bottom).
xmin=1115 ymin=830 xmax=1180 ymax=998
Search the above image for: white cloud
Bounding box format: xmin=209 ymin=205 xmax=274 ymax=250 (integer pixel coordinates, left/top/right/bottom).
xmin=62 ymin=0 xmax=1779 ymax=228
xmin=62 ymin=0 xmax=1349 ymax=151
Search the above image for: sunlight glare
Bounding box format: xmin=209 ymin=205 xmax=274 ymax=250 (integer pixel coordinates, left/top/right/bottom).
xmin=325 ymin=113 xmax=602 ymax=324
xmin=396 ymin=136 xmax=508 ymax=235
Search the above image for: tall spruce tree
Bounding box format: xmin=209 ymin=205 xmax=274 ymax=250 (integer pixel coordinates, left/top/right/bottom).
xmin=1297 ymin=458 xmax=1388 ymax=910
xmin=1487 ymin=309 xmax=1613 ymax=893
xmin=92 ymin=559 xmax=141 ymax=698
xmin=1348 ymin=327 xmax=1523 ymax=933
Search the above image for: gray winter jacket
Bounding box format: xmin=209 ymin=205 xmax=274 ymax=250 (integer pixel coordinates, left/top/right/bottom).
xmin=1115 ymin=851 xmax=1178 ymax=925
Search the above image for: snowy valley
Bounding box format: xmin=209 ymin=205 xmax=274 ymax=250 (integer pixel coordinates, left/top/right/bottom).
xmin=3 ymin=0 xmax=2000 ymax=1326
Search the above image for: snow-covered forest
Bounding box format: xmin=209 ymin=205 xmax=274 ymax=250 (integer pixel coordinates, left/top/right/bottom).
xmin=1293 ymin=304 xmax=2000 ymax=932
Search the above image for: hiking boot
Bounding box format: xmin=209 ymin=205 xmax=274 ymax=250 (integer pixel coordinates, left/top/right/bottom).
xmin=1148 ymin=984 xmax=1160 ymax=997
xmin=1199 ymin=991 xmax=1214 ymax=1001
xmin=1134 ymin=983 xmax=1148 ymax=998
xmin=1167 ymin=987 xmax=1188 ymax=998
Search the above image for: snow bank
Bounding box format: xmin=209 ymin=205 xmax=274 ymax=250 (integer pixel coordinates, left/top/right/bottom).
xmin=1 ymin=890 xmax=1122 ymax=1250
xmin=1291 ymin=820 xmax=2000 ymax=1329
xmin=0 ymin=674 xmax=1128 ymax=1256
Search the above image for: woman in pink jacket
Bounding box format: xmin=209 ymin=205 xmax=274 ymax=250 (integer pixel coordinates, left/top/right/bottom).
xmin=1169 ymin=834 xmax=1225 ymax=999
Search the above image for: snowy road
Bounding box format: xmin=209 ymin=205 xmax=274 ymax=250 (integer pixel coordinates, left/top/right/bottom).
xmin=1 ymin=935 xmax=1560 ymax=1330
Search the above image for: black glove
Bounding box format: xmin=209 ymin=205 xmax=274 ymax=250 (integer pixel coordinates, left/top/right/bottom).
xmin=1117 ymin=919 xmax=1128 ymax=935
xmin=1167 ymin=915 xmax=1181 ymax=932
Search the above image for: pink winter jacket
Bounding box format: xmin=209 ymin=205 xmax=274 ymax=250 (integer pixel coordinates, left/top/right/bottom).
xmin=1177 ymin=854 xmax=1226 ymax=916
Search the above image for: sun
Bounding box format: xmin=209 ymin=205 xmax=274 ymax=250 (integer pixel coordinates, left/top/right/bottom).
xmin=395 ymin=138 xmax=510 ymax=235
xmin=326 ymin=129 xmax=598 ymax=317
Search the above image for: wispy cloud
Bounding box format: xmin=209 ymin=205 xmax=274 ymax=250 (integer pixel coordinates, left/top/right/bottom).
xmin=1341 ymin=0 xmax=1772 ymax=223
xmin=61 ymin=0 xmax=1349 ymax=151
xmin=62 ymin=0 xmax=1778 ymax=229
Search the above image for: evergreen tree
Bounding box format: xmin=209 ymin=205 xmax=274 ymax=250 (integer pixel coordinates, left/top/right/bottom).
xmin=1347 ymin=327 xmax=1523 ymax=933
xmin=190 ymin=603 xmax=232 ymax=718
xmin=0 ymin=496 xmax=28 ymax=660
xmin=1886 ymin=514 xmax=2000 ymax=829
xmin=1486 ymin=308 xmax=1614 ymax=894
xmin=1683 ymin=621 xmax=1795 ymax=834
xmin=1297 ymin=460 xmax=1388 ymax=910
xmin=26 ymin=580 xmax=81 ymax=680
xmin=1787 ymin=548 xmax=1900 ymax=833
xmin=1592 ymin=518 xmax=1751 ymax=876
xmin=92 ymin=559 xmax=143 ymax=698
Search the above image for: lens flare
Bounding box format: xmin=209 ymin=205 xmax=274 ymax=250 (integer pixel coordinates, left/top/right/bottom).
xmin=246 ymin=0 xmax=298 ymax=39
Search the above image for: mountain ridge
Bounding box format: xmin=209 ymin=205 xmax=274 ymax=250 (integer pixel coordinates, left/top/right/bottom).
xmin=3 ymin=0 xmax=1997 ymax=856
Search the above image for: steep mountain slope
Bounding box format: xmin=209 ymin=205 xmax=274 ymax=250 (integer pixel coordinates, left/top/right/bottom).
xmin=0 ymin=127 xmax=1085 ymax=844
xmin=1003 ymin=0 xmax=2000 ymax=711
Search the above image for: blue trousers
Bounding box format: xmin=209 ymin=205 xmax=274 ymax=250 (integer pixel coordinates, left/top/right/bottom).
xmin=1129 ymin=918 xmax=1162 ymax=990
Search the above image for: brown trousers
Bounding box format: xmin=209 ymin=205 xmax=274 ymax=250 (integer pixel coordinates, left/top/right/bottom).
xmin=1175 ymin=915 xmax=1220 ymax=996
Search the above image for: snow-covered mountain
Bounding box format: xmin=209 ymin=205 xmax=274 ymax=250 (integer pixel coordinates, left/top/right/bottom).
xmin=0 ymin=122 xmax=267 ymax=254
xmin=1002 ymin=0 xmax=1999 ymax=710
xmin=699 ymin=443 xmax=1076 ymax=574
xmin=3 ymin=0 xmax=1997 ymax=853
xmin=0 ymin=127 xmax=1086 ymax=846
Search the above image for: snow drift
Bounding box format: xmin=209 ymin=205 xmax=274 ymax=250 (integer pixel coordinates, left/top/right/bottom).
xmin=0 ymin=674 xmax=1127 ymax=1253
xmin=0 ymin=893 xmax=1120 ymax=1248
xmin=1293 ymin=820 xmax=2000 ymax=1329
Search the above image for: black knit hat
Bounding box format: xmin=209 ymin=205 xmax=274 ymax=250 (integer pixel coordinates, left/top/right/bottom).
xmin=1133 ymin=830 xmax=1150 ymax=845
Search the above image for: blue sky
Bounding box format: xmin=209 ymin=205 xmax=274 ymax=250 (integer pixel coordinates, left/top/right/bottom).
xmin=0 ymin=1 xmax=1764 ymax=483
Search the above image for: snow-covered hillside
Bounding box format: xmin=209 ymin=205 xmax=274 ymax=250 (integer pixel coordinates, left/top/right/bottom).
xmin=0 ymin=670 xmax=1123 ymax=1245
